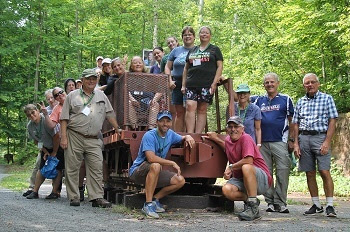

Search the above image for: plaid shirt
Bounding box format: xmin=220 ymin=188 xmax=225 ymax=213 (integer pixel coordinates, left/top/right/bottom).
xmin=292 ymin=91 xmax=338 ymax=132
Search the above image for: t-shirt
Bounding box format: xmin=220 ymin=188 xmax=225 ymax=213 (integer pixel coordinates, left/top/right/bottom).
xmin=225 ymin=133 xmax=272 ymax=186
xmin=253 ymin=93 xmax=294 ymax=142
xmin=28 ymin=114 xmax=55 ymax=149
xmin=50 ymin=104 xmax=63 ymax=124
xmin=185 ymin=44 xmax=223 ymax=88
xmin=168 ymin=46 xmax=192 ymax=78
xmin=150 ymin=64 xmax=161 ymax=74
xmin=234 ymin=103 xmax=261 ymax=143
xmin=129 ymin=129 xmax=183 ymax=176
xmin=130 ymin=91 xmax=155 ymax=112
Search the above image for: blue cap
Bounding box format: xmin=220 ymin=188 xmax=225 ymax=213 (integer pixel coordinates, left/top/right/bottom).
xmin=157 ymin=111 xmax=172 ymax=121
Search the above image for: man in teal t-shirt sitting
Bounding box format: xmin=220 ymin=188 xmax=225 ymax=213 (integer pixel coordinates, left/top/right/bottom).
xmin=129 ymin=111 xmax=195 ymax=218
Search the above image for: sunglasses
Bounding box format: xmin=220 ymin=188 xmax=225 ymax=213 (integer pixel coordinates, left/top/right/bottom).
xmin=53 ymin=90 xmax=64 ymax=98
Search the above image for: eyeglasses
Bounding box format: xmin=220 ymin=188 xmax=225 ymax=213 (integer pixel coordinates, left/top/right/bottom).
xmin=226 ymin=125 xmax=241 ymax=130
xmin=304 ymin=80 xmax=318 ymax=85
xmin=53 ymin=90 xmax=64 ymax=98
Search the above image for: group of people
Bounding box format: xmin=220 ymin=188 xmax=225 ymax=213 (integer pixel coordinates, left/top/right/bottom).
xmin=22 ymin=25 xmax=338 ymax=222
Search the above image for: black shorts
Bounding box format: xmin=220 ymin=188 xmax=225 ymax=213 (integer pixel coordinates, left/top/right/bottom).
xmin=40 ymin=147 xmax=65 ymax=171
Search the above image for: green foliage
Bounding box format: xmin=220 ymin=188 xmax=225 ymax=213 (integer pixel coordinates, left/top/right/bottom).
xmin=1 ymin=0 xmax=350 ymax=164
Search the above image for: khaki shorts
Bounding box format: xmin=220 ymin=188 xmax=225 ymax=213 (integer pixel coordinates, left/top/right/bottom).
xmin=130 ymin=161 xmax=176 ymax=188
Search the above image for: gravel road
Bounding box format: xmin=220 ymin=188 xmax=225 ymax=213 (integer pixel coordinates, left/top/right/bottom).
xmin=0 ymin=164 xmax=349 ymax=232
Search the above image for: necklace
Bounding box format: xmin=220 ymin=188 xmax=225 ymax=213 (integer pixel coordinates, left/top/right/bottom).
xmin=238 ymin=103 xmax=249 ymax=123
xmin=80 ymin=89 xmax=95 ymax=107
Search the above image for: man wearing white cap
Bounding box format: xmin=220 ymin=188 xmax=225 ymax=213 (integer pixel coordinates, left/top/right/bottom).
xmin=129 ymin=110 xmax=195 ymax=218
xmin=96 ymin=56 xmax=103 ymax=69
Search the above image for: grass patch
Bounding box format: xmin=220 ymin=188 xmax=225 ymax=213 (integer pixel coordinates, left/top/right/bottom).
xmin=0 ymin=164 xmax=32 ymax=192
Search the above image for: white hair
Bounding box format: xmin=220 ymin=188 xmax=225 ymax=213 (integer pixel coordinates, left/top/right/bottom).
xmin=303 ymin=73 xmax=319 ymax=83
xmin=263 ymin=72 xmax=279 ymax=83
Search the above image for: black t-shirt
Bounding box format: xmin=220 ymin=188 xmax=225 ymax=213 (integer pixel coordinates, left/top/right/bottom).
xmin=185 ymin=44 xmax=223 ymax=88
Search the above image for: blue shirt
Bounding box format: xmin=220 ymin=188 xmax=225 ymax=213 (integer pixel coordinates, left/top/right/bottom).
xmin=234 ymin=103 xmax=262 ymax=143
xmin=292 ymin=91 xmax=338 ymax=132
xmin=129 ymin=129 xmax=183 ymax=175
xmin=253 ymin=93 xmax=294 ymax=142
xmin=168 ymin=46 xmax=191 ymax=78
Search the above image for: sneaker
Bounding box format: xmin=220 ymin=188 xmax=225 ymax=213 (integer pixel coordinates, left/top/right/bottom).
xmin=153 ymin=199 xmax=165 ymax=213
xmin=92 ymin=198 xmax=112 ymax=208
xmin=279 ymin=205 xmax=290 ymax=213
xmin=26 ymin=191 xmax=39 ymax=199
xmin=70 ymin=199 xmax=80 ymax=207
xmin=325 ymin=206 xmax=337 ymax=217
xmin=266 ymin=204 xmax=275 ymax=212
xmin=23 ymin=190 xmax=33 ymax=197
xmin=304 ymin=204 xmax=324 ymax=216
xmin=238 ymin=201 xmax=261 ymax=221
xmin=45 ymin=192 xmax=59 ymax=199
xmin=142 ymin=202 xmax=159 ymax=219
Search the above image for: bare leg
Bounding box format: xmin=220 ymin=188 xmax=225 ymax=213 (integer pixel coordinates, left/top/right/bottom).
xmin=195 ymin=102 xmax=208 ymax=133
xmin=319 ymin=170 xmax=334 ymax=197
xmin=154 ymin=175 xmax=185 ymax=200
xmin=52 ymin=170 xmax=62 ymax=193
xmin=222 ymin=184 xmax=247 ymax=201
xmin=242 ymin=164 xmax=257 ymax=197
xmin=185 ymin=100 xmax=197 ymax=133
xmin=174 ymin=105 xmax=185 ymax=132
xmin=128 ymin=101 xmax=137 ymax=128
xmin=148 ymin=102 xmax=159 ymax=129
xmin=145 ymin=163 xmax=161 ymax=202
xmin=169 ymin=104 xmax=176 ymax=130
xmin=306 ymin=170 xmax=319 ymax=197
xmin=33 ymin=170 xmax=45 ymax=192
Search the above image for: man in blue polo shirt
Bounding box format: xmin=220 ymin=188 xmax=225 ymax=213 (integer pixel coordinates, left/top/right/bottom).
xmin=129 ymin=111 xmax=195 ymax=218
xmin=253 ymin=72 xmax=294 ymax=213
xmin=293 ymin=73 xmax=338 ymax=217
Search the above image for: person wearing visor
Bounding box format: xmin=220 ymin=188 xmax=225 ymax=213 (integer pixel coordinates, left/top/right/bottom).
xmin=232 ymin=84 xmax=262 ymax=146
xmin=204 ymin=116 xmax=272 ymax=221
xmin=60 ymin=68 xmax=120 ymax=208
xmin=129 ymin=111 xmax=195 ymax=218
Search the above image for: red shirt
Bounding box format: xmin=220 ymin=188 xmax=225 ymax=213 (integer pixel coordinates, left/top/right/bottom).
xmin=225 ymin=132 xmax=272 ymax=186
xmin=49 ymin=104 xmax=63 ymax=124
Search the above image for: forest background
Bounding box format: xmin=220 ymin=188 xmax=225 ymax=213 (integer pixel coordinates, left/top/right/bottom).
xmin=1 ymin=0 xmax=350 ymax=164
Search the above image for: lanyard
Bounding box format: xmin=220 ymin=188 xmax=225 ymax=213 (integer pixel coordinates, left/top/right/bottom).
xmin=80 ymin=89 xmax=95 ymax=106
xmin=238 ymin=104 xmax=249 ymax=123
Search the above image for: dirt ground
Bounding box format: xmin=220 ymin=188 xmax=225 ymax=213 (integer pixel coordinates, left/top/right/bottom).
xmin=0 ymin=165 xmax=349 ymax=232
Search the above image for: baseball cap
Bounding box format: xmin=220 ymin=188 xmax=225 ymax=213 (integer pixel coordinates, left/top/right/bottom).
xmin=157 ymin=111 xmax=172 ymax=121
xmin=236 ymin=84 xmax=250 ymax=93
xmin=227 ymin=116 xmax=244 ymax=127
xmin=76 ymin=79 xmax=82 ymax=83
xmin=102 ymin=58 xmax=112 ymax=65
xmin=96 ymin=56 xmax=104 ymax=62
xmin=81 ymin=69 xmax=97 ymax=78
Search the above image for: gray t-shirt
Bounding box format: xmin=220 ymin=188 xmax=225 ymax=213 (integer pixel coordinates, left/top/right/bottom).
xmin=27 ymin=114 xmax=55 ymax=149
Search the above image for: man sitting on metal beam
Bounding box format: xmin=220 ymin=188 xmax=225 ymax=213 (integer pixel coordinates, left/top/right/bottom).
xmin=129 ymin=111 xmax=195 ymax=218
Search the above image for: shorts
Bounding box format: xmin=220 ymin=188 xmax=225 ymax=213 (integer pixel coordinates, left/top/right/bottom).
xmin=129 ymin=161 xmax=176 ymax=188
xmin=298 ymin=134 xmax=331 ymax=172
xmin=171 ymin=77 xmax=185 ymax=105
xmin=185 ymin=87 xmax=213 ymax=104
xmin=39 ymin=147 xmax=65 ymax=171
xmin=227 ymin=167 xmax=269 ymax=195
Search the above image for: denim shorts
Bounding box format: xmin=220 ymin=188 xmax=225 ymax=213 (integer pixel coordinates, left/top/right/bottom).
xmin=185 ymin=87 xmax=213 ymax=104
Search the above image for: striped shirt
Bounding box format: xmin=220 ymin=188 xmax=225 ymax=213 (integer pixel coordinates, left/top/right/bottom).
xmin=292 ymin=91 xmax=338 ymax=132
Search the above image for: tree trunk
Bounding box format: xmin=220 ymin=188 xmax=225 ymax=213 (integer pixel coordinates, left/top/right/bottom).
xmin=75 ymin=0 xmax=81 ymax=70
xmin=34 ymin=6 xmax=43 ymax=102
xmin=199 ymin=0 xmax=204 ymax=25
xmin=152 ymin=0 xmax=158 ymax=47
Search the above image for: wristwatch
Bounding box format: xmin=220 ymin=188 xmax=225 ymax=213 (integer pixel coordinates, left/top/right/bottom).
xmin=288 ymin=138 xmax=295 ymax=142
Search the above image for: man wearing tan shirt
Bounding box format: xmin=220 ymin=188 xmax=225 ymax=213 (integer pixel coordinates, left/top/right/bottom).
xmin=60 ymin=69 xmax=120 ymax=207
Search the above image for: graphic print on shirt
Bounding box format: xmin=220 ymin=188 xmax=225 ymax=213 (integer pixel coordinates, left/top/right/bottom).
xmin=188 ymin=51 xmax=210 ymax=64
xmin=260 ymin=103 xmax=280 ymax=112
